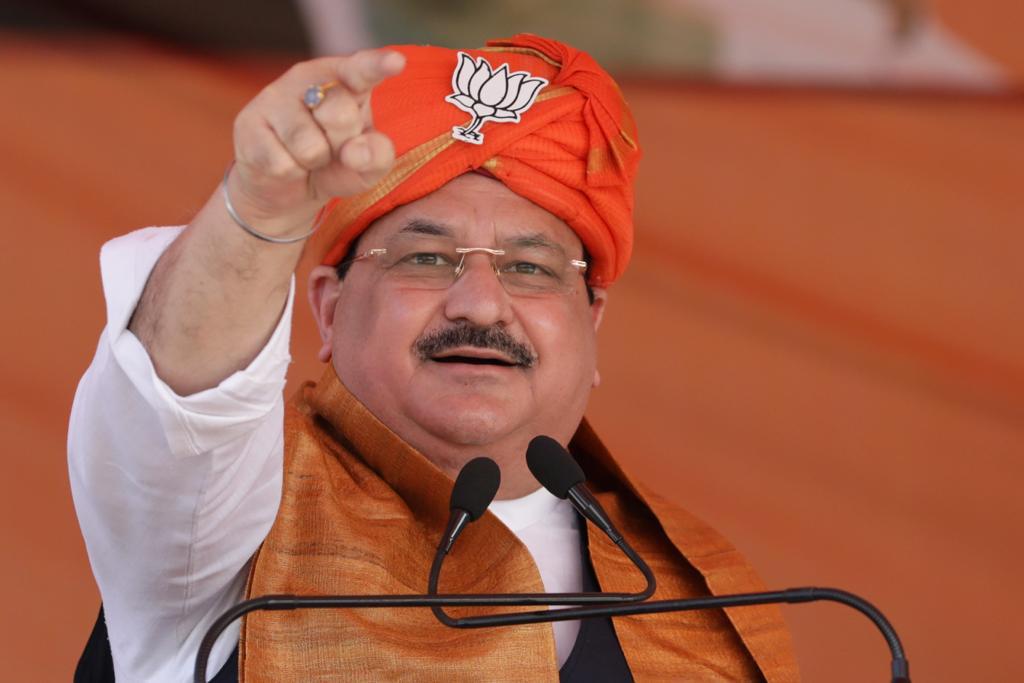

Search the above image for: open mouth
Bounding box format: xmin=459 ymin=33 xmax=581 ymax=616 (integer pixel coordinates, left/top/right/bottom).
xmin=415 ymin=325 xmax=537 ymax=369
xmin=430 ymin=353 xmax=518 ymax=368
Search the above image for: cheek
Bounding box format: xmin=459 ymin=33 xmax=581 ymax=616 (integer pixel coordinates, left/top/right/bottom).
xmin=521 ymin=302 xmax=598 ymax=393
xmin=332 ymin=287 xmax=441 ymax=386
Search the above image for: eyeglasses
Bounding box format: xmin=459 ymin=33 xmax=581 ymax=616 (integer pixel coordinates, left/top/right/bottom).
xmin=342 ymin=233 xmax=588 ymax=297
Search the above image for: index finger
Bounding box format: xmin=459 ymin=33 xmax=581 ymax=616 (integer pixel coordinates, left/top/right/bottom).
xmin=334 ymin=49 xmax=406 ymax=96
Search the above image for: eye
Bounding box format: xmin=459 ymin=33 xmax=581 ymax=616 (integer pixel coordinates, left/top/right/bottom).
xmin=401 ymin=252 xmax=454 ymax=267
xmin=503 ymin=260 xmax=557 ymax=278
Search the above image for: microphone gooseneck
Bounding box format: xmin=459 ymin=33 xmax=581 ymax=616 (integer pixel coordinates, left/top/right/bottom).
xmin=435 ymin=586 xmax=911 ymax=683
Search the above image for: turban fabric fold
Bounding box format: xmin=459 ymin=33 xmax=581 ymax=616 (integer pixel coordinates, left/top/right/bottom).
xmin=315 ymin=34 xmax=641 ymax=287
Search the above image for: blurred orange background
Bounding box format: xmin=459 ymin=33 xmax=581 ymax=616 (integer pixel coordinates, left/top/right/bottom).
xmin=1 ymin=3 xmax=1022 ymax=680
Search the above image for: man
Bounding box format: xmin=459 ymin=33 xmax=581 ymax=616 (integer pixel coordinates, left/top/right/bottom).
xmin=70 ymin=35 xmax=797 ymax=681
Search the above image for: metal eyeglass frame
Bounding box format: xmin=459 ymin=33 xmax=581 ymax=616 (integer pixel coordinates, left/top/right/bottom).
xmin=348 ymin=245 xmax=588 ymax=292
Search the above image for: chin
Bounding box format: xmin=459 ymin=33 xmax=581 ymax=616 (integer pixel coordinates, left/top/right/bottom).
xmin=410 ymin=396 xmax=523 ymax=447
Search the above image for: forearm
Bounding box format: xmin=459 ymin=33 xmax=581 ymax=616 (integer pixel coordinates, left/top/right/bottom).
xmin=128 ymin=49 xmax=404 ymax=396
xmin=129 ymin=177 xmax=313 ymax=396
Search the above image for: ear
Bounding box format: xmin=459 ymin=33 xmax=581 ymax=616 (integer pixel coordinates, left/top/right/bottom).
xmin=589 ymin=287 xmax=608 ymax=388
xmin=308 ymin=265 xmax=343 ymax=363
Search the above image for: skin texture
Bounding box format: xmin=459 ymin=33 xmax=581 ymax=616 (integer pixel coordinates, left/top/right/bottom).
xmin=308 ymin=174 xmax=607 ymax=498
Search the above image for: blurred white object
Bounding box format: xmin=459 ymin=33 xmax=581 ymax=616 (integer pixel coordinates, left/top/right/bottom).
xmin=676 ymin=0 xmax=1006 ymax=87
xmin=297 ymin=0 xmax=372 ymax=55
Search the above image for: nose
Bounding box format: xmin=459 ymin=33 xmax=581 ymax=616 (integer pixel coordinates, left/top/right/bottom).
xmin=443 ymin=251 xmax=514 ymax=327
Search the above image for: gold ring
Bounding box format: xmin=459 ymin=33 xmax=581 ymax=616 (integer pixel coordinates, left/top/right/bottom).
xmin=303 ymin=81 xmax=339 ymax=110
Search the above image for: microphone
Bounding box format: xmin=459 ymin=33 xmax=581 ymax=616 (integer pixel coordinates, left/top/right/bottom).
xmin=527 ymin=435 xmax=622 ymax=544
xmin=428 ymin=438 xmax=656 ymax=629
xmin=526 ymin=435 xmax=654 ymax=601
xmin=439 ymin=456 xmax=501 ymax=554
xmin=430 ymin=456 xmax=501 ymax=627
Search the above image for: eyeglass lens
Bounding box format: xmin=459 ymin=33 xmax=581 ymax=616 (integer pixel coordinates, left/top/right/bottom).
xmin=373 ymin=234 xmax=584 ymax=295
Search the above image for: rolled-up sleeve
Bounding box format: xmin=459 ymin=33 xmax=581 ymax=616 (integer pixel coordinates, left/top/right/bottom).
xmin=68 ymin=226 xmax=292 ymax=681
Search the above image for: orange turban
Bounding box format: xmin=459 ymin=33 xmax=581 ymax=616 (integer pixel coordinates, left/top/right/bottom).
xmin=314 ymin=34 xmax=641 ymax=288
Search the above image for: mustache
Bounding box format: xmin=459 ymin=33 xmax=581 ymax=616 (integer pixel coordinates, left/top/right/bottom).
xmin=414 ymin=323 xmax=538 ymax=368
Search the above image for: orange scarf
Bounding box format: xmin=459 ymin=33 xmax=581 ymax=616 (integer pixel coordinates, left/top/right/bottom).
xmin=240 ymin=367 xmax=799 ymax=681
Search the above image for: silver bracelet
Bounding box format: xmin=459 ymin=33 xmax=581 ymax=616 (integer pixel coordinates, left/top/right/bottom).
xmin=221 ymin=164 xmax=319 ymax=244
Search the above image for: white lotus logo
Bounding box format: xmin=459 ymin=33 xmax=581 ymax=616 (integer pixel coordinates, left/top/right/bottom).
xmin=445 ymin=52 xmax=548 ymax=145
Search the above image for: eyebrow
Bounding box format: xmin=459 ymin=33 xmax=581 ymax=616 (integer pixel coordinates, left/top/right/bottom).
xmin=505 ymin=232 xmax=564 ymax=251
xmin=398 ymin=219 xmax=454 ymax=237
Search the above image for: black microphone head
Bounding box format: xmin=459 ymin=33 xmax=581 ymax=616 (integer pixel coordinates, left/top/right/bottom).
xmin=450 ymin=457 xmax=501 ymax=520
xmin=526 ymin=435 xmax=584 ymax=499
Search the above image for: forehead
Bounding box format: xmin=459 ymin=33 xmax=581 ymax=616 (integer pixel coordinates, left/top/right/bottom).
xmin=360 ymin=173 xmax=584 ymax=254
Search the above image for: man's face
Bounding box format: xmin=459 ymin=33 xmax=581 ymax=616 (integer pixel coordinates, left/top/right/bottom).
xmin=310 ymin=173 xmax=606 ymax=486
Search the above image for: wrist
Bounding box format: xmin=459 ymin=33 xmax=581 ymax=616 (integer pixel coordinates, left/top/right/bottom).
xmin=223 ymin=163 xmax=322 ymax=243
